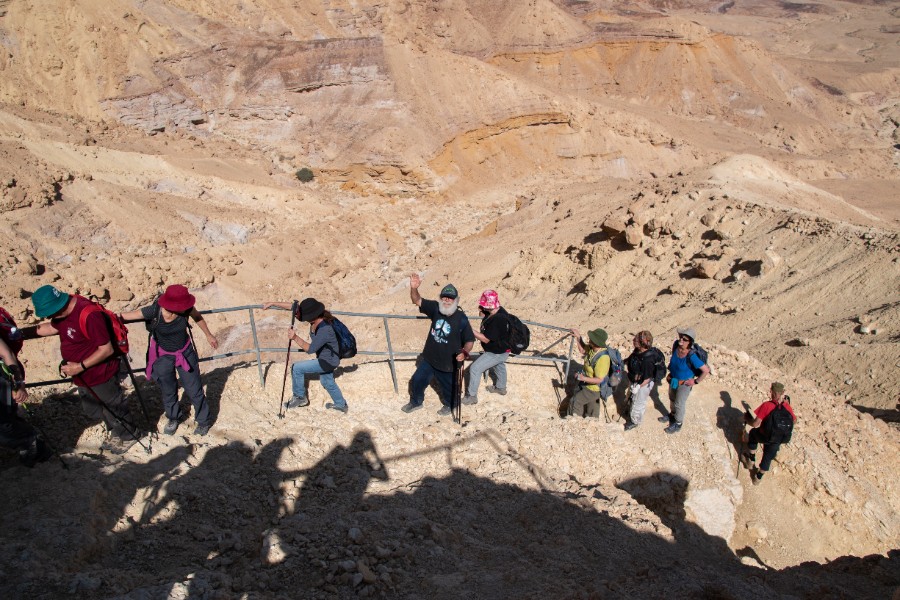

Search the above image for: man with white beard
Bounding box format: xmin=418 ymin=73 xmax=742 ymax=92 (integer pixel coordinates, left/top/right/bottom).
xmin=402 ymin=273 xmax=475 ymax=416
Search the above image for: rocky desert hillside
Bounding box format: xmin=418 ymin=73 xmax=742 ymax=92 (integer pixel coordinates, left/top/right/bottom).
xmin=0 ymin=1 xmax=898 ymax=598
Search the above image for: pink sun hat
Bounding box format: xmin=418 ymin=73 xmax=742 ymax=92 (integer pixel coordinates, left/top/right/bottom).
xmin=478 ymin=290 xmax=499 ymax=310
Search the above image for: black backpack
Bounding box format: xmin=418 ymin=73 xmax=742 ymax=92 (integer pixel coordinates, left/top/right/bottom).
xmin=329 ymin=318 xmax=357 ymax=359
xmin=671 ymin=340 xmax=709 ymax=377
xmin=648 ymin=347 xmax=667 ymax=384
xmin=505 ymin=314 xmax=530 ymax=355
xmin=761 ymin=403 xmax=794 ymax=444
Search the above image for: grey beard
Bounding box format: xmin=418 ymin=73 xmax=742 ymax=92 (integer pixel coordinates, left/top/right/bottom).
xmin=438 ymin=299 xmax=459 ymax=316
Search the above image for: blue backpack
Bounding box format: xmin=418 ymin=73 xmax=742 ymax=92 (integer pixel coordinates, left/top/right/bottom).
xmin=330 ymin=318 xmax=357 ymax=359
xmin=591 ymin=346 xmax=624 ymax=399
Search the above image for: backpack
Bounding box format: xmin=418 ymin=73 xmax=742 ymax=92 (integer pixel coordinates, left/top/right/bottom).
xmin=671 ymin=339 xmax=709 ymax=377
xmin=591 ymin=346 xmax=623 ymax=398
xmin=761 ymin=402 xmax=794 ymax=444
xmin=0 ymin=307 xmax=23 ymax=355
xmin=79 ymin=300 xmax=130 ymax=355
xmin=505 ymin=313 xmax=530 ymax=355
xmin=329 ymin=318 xmax=357 ymax=359
xmin=648 ymin=347 xmax=667 ymax=384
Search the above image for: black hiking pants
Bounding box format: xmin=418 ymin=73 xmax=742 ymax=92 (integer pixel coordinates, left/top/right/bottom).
xmin=748 ymin=428 xmax=780 ymax=472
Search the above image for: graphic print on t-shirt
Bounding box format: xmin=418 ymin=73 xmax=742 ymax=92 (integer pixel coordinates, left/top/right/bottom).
xmin=431 ymin=319 xmax=452 ymax=344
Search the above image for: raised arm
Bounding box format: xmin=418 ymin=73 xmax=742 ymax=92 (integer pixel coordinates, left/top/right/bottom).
xmin=409 ymin=273 xmax=422 ymax=307
xmin=262 ymin=301 xmax=294 ymax=311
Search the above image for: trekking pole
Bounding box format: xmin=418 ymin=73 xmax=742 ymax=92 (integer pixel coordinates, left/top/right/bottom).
xmin=21 ymin=403 xmax=69 ymax=470
xmin=118 ymin=354 xmax=156 ymax=435
xmin=278 ymin=301 xmax=299 ymax=420
xmin=65 ymin=365 xmax=151 ymax=455
xmin=452 ymin=358 xmax=463 ymax=425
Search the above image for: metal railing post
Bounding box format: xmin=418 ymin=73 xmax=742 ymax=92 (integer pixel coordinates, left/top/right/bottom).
xmin=249 ymin=307 xmax=264 ymax=388
xmin=565 ymin=334 xmax=575 ymax=382
xmin=384 ymin=317 xmax=398 ymax=394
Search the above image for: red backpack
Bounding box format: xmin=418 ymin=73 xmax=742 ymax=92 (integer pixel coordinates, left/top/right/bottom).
xmin=78 ymin=301 xmax=130 ymax=355
xmin=0 ymin=306 xmax=23 ymax=355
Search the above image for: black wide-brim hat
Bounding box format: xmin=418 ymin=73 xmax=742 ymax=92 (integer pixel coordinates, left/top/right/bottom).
xmin=298 ymin=297 xmax=325 ymax=322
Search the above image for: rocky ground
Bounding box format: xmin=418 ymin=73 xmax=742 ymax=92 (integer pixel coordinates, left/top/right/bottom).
xmin=0 ymin=1 xmax=898 ymax=598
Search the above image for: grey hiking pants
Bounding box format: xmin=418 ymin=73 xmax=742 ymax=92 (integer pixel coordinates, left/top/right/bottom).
xmin=667 ymin=381 xmax=694 ymax=424
xmin=78 ymin=368 xmax=132 ymax=437
xmin=467 ymin=351 xmax=508 ymax=397
xmin=628 ymin=380 xmax=654 ymax=425
xmin=569 ymin=387 xmax=603 ymax=419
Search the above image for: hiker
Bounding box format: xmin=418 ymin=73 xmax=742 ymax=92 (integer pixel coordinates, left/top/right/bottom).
xmin=624 ymin=330 xmax=665 ymax=431
xmin=120 ymin=285 xmax=218 ymax=436
xmin=567 ymin=327 xmax=610 ymax=419
xmin=743 ymin=382 xmax=795 ymax=485
xmin=660 ymin=327 xmax=709 ymax=434
xmin=402 ymin=273 xmax=474 ymax=416
xmin=462 ymin=290 xmax=511 ymax=405
xmin=31 ymin=285 xmax=144 ymax=454
xmin=262 ymin=297 xmax=348 ymax=413
xmin=0 ymin=320 xmax=51 ymax=467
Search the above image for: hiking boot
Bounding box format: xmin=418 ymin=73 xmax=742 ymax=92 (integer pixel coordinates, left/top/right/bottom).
xmin=400 ymin=402 xmax=423 ymax=414
xmin=462 ymin=395 xmax=478 ymax=405
xmin=102 ymin=430 xmax=145 ymax=455
xmin=19 ymin=438 xmax=53 ymax=468
xmin=664 ymin=422 xmax=682 ymax=434
xmin=163 ymin=418 xmax=180 ymax=435
xmin=658 ymin=413 xmax=674 ymax=424
xmin=741 ymin=452 xmax=756 ymax=470
xmin=325 ymin=402 xmax=348 ymax=414
xmin=751 ymin=468 xmax=763 ymax=485
xmin=437 ymin=405 xmax=452 ymax=416
xmin=624 ymin=422 xmax=639 ymax=432
xmin=286 ymin=395 xmax=309 ymax=409
xmin=193 ymin=424 xmax=210 ymax=436
xmin=486 ymin=385 xmax=507 ymax=395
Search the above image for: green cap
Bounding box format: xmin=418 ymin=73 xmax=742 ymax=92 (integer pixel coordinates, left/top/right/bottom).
xmin=588 ymin=328 xmax=608 ymax=348
xmin=771 ymin=382 xmax=785 ymax=394
xmin=32 ymin=285 xmax=69 ymax=318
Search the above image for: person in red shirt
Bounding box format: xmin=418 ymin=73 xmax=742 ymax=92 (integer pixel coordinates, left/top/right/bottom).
xmin=31 ymin=285 xmax=143 ymax=455
xmin=743 ymin=382 xmax=796 ymax=485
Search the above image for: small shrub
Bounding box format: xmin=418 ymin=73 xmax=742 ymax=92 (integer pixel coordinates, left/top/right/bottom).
xmin=296 ymin=168 xmax=314 ymax=183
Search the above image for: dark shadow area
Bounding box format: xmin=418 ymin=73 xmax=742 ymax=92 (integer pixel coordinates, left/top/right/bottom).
xmin=679 ymin=267 xmax=698 ymax=280
xmin=717 ymin=391 xmax=746 ymax=466
xmin=566 ymin=277 xmax=588 ymax=296
xmin=851 ymin=403 xmax=900 ymax=424
xmin=582 ymin=230 xmax=609 ymax=245
xmin=2 ymin=430 xmax=898 ymax=598
xmin=701 ymin=229 xmax=720 ymax=241
xmin=732 ymin=259 xmax=762 ymax=277
xmin=608 ymin=233 xmax=633 ymax=253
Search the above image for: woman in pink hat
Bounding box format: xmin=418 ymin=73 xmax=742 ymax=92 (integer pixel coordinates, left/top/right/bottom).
xmin=462 ymin=290 xmax=512 ymax=405
xmin=121 ymin=285 xmax=218 ymax=436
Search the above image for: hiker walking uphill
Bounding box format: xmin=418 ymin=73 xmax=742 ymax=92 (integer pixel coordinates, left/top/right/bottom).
xmin=0 ymin=312 xmax=52 ymax=467
xmin=743 ymin=382 xmax=796 ymax=485
xmin=463 ymin=290 xmax=511 ymax=405
xmin=120 ymin=285 xmax=218 ymax=436
xmin=567 ymin=327 xmax=611 ymax=419
xmin=402 ymin=273 xmax=475 ymax=416
xmin=263 ymin=297 xmax=349 ymax=414
xmin=661 ymin=327 xmax=710 ymax=434
xmin=624 ymin=330 xmax=666 ymax=431
xmin=31 ymin=285 xmax=144 ymax=455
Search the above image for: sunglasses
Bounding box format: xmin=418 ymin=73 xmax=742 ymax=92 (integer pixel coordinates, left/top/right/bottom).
xmin=679 ymin=336 xmax=692 ymax=342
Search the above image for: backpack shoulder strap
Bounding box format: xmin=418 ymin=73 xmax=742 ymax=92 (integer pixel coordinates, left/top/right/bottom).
xmin=77 ymin=301 xmax=103 ymax=338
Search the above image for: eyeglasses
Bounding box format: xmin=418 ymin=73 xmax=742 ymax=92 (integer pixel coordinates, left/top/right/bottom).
xmin=679 ymin=336 xmax=692 ymax=342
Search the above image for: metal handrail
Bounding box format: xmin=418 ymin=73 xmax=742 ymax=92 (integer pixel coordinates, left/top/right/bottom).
xmin=24 ymin=305 xmax=577 ymax=394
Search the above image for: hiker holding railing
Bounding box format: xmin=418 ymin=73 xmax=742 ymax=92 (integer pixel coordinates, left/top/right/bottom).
xmin=121 ymin=285 xmax=218 ymax=437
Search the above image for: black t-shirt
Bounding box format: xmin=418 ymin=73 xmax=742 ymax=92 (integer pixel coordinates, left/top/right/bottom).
xmin=419 ymin=299 xmax=475 ymax=372
xmin=142 ymin=302 xmax=190 ymax=352
xmin=480 ymin=307 xmax=511 ymax=354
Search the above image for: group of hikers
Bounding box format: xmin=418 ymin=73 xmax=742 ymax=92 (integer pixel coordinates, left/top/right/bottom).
xmin=0 ymin=275 xmax=795 ymax=485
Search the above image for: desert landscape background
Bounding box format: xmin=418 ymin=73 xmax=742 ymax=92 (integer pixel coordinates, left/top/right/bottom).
xmin=0 ymin=0 xmax=898 ymax=598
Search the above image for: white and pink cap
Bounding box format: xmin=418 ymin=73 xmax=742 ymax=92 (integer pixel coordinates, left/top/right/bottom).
xmin=479 ymin=290 xmax=500 ymax=310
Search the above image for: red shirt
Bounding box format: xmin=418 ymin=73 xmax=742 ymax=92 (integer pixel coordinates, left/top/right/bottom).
xmin=51 ymin=296 xmax=120 ymax=387
xmin=755 ymin=399 xmax=796 ymax=422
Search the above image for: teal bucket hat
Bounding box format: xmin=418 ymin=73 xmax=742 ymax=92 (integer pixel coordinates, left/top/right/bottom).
xmin=32 ymin=285 xmax=69 ymax=318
